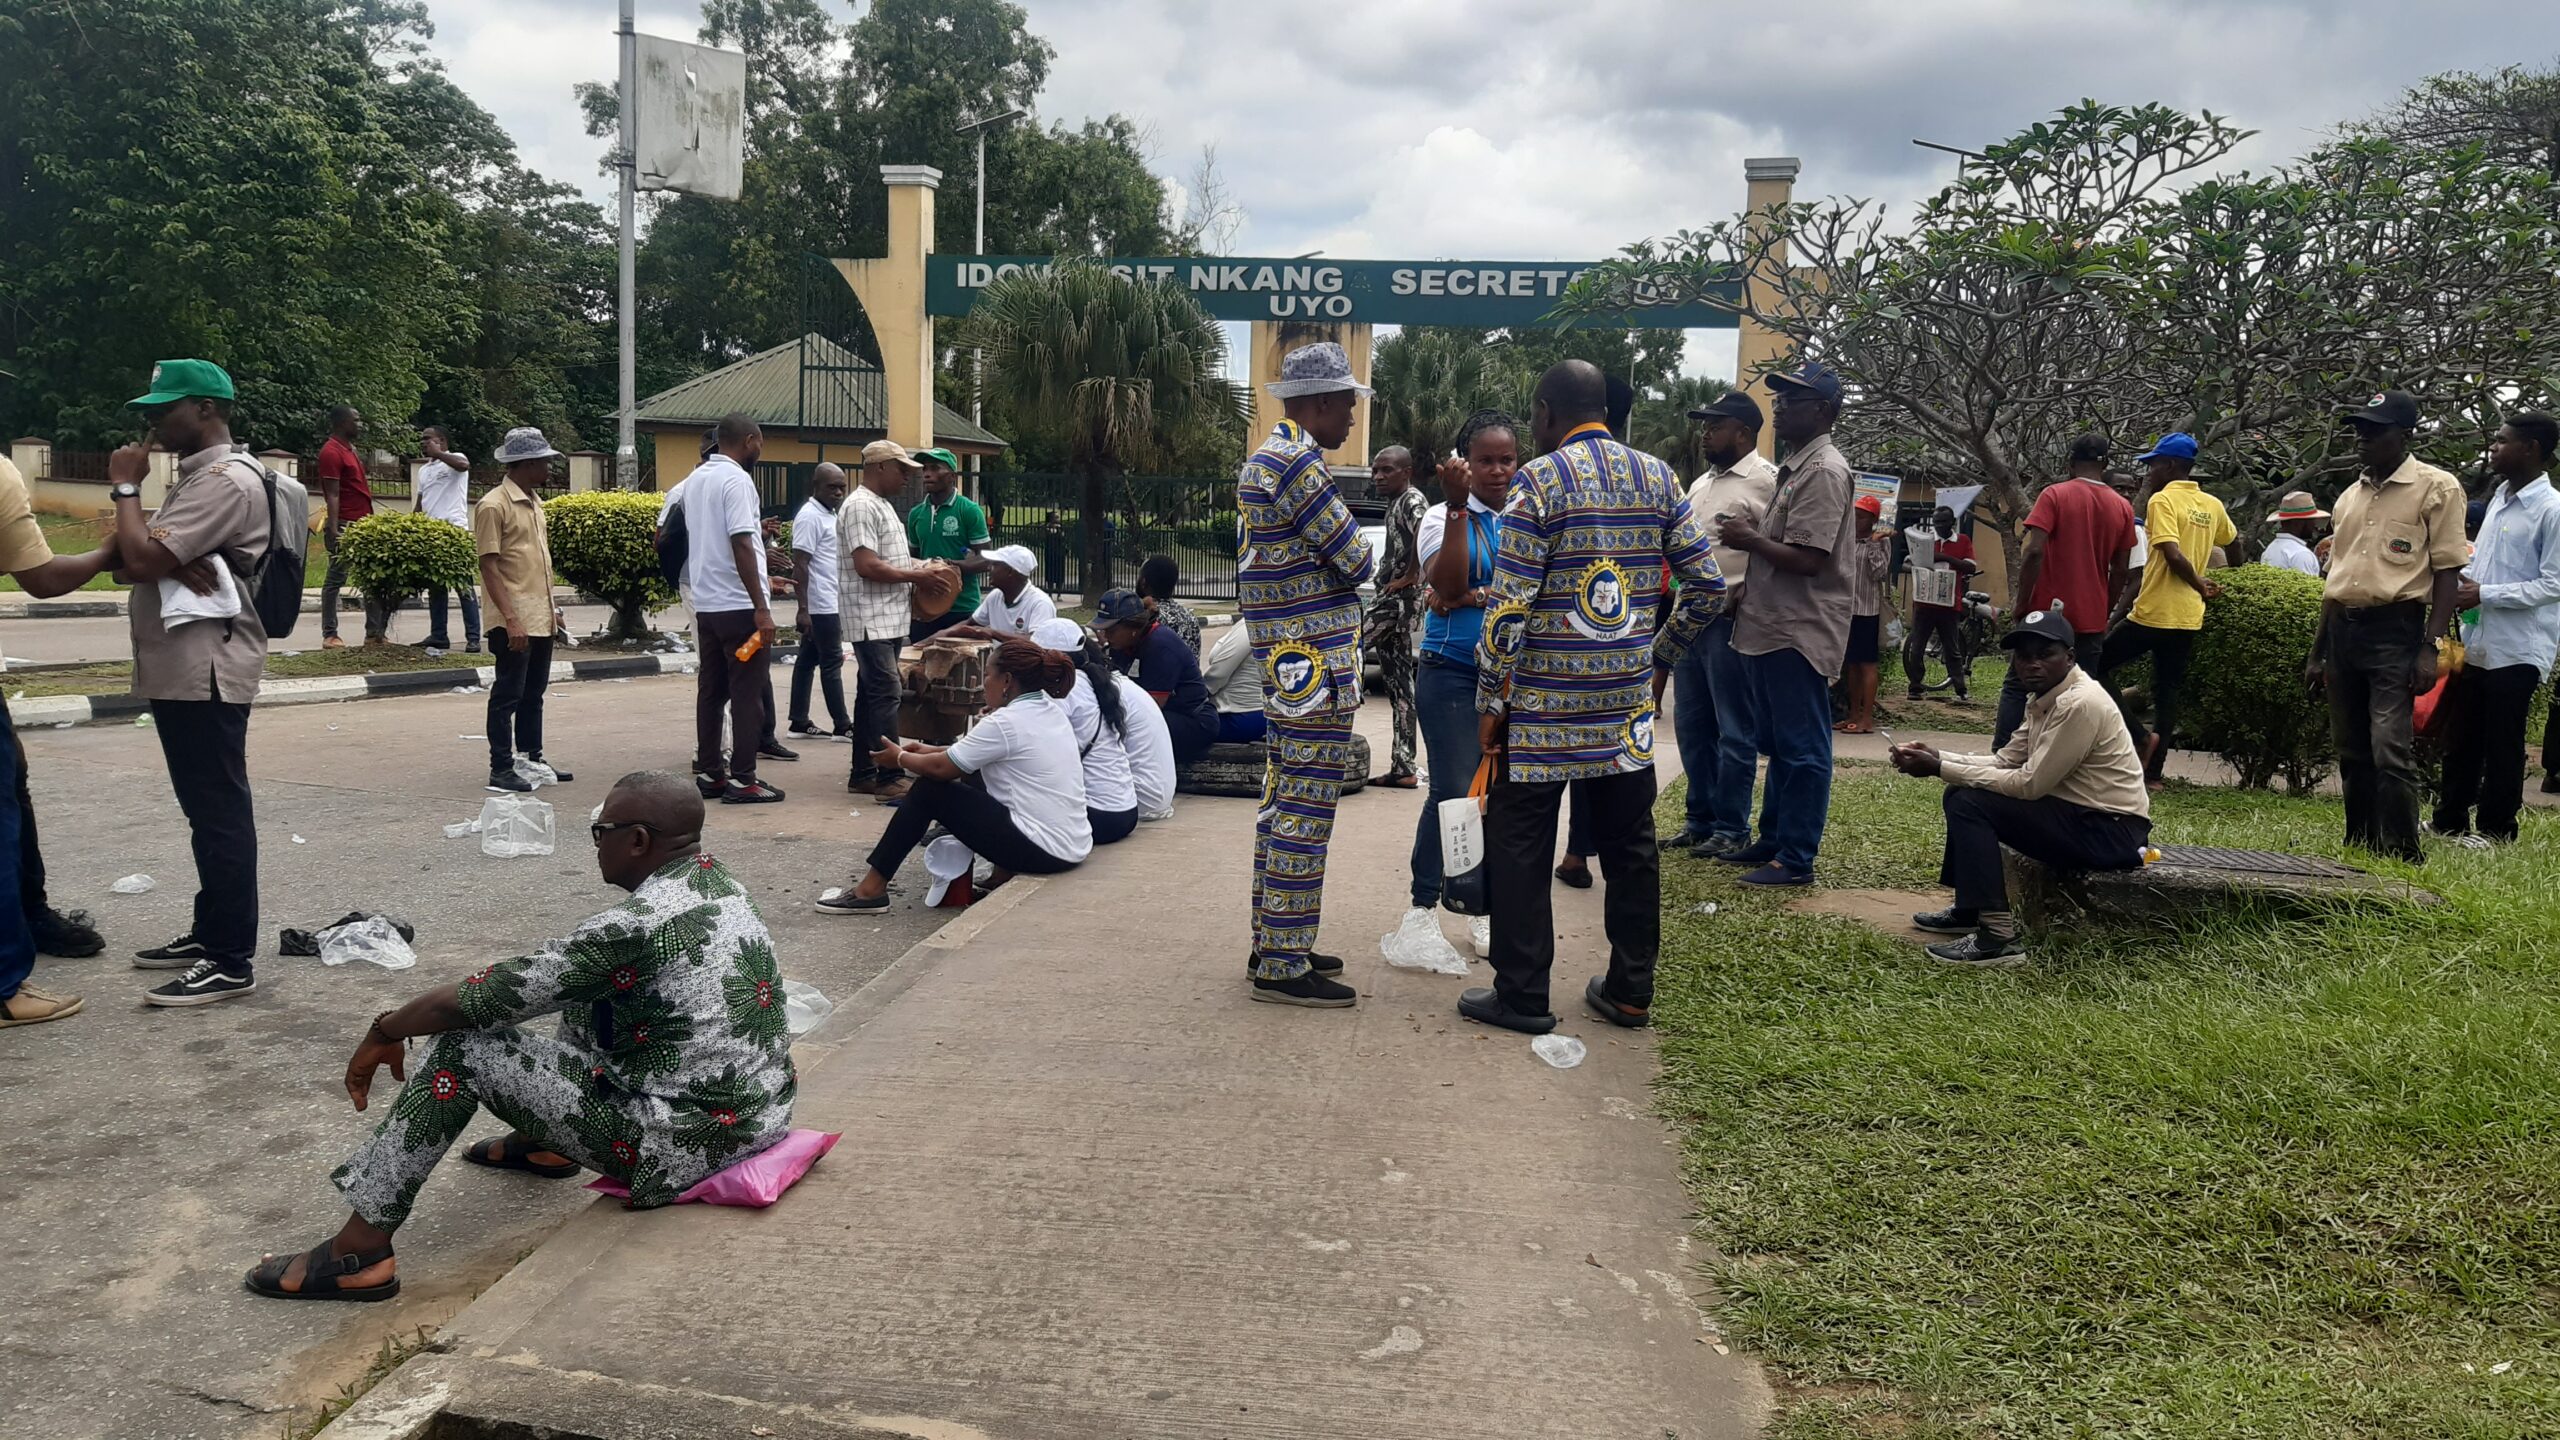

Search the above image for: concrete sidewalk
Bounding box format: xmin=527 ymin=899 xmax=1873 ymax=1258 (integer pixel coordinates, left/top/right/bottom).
xmin=331 ymin=706 xmax=1769 ymax=1439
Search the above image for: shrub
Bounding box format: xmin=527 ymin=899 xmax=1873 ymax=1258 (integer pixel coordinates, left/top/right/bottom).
xmin=2182 ymin=565 xmax=2332 ymax=792
xmin=337 ymin=510 xmax=478 ymax=623
xmin=546 ymin=491 xmax=674 ymax=641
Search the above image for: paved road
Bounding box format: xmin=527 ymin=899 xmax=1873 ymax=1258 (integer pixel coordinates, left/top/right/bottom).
xmin=0 ymin=676 xmax=940 ymax=1440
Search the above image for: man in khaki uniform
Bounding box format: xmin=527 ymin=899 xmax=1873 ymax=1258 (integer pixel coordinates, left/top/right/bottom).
xmin=0 ymin=454 xmax=123 ymax=1027
xmin=109 ymin=359 xmax=272 ymax=1006
xmin=476 ymin=428 xmax=571 ymax=793
xmin=2306 ymin=389 xmax=2467 ymax=862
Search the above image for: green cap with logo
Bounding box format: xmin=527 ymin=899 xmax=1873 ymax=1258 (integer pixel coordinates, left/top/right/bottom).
xmin=128 ymin=359 xmax=235 ymax=408
xmin=917 ymin=447 xmax=960 ymax=470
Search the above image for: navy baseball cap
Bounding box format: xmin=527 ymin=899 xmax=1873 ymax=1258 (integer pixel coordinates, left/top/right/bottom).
xmin=2341 ymin=389 xmax=2421 ymax=429
xmin=2134 ymin=432 xmax=2198 ymax=463
xmin=2000 ymin=605 xmax=2077 ymax=651
xmin=1766 ymin=362 xmax=1843 ymax=404
xmin=1095 ymin=588 xmax=1150 ymax=626
xmin=1688 ymin=391 xmax=1763 ymax=426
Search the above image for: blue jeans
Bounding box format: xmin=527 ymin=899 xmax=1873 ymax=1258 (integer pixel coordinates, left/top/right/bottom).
xmin=1672 ymin=613 xmax=1758 ymax=842
xmin=426 ymin=586 xmax=481 ymax=648
xmin=1744 ymin=646 xmax=1835 ymax=875
xmin=1408 ymin=656 xmax=1484 ymax=908
xmin=0 ymin=703 xmax=28 ymax=1002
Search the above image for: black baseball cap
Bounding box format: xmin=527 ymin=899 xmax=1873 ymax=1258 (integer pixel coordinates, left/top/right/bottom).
xmin=2341 ymin=388 xmax=2421 ymax=430
xmin=1688 ymin=391 xmax=1763 ymax=426
xmin=2000 ymin=605 xmax=2076 ymax=651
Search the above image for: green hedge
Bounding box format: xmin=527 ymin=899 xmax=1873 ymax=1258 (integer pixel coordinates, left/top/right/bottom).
xmin=2185 ymin=565 xmax=2332 ymax=792
xmin=338 ymin=510 xmax=478 ymax=616
xmin=546 ymin=491 xmax=674 ymax=639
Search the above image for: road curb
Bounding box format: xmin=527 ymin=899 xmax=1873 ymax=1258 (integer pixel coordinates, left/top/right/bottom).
xmin=12 ymin=647 xmax=787 ymax=727
xmin=0 ymin=585 xmax=587 ymax=621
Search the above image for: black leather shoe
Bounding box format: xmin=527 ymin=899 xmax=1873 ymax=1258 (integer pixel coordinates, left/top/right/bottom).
xmin=1457 ymin=986 xmax=1558 ymax=1035
xmin=1250 ymin=971 xmax=1357 ymax=1008
xmin=1582 ymin=976 xmax=1649 ymax=1029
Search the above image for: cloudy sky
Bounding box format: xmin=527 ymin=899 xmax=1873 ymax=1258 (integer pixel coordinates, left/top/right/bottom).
xmin=427 ymin=0 xmax=2560 ymax=378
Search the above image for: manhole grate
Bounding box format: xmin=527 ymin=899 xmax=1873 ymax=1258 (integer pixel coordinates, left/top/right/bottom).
xmin=2150 ymin=845 xmax=2364 ymax=878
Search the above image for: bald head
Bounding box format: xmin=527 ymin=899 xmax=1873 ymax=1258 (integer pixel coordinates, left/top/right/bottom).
xmin=1532 ymin=360 xmax=1608 ymax=450
xmin=595 ymin=771 xmax=705 ymax=889
xmin=1372 ymin=445 xmax=1413 ymax=495
xmin=810 ymin=462 xmax=849 ymax=507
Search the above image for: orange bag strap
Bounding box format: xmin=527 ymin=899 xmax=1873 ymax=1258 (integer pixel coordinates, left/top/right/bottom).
xmin=1469 ymin=754 xmax=1494 ymax=811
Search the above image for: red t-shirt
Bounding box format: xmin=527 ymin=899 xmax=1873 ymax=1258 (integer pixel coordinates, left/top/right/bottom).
xmin=318 ymin=436 xmax=373 ymax=522
xmin=2023 ymin=478 xmax=2138 ymax=634
xmin=1914 ymin=531 xmax=1975 ymax=615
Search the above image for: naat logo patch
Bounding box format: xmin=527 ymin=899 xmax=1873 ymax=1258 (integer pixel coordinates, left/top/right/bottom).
xmin=150 ymin=363 xmax=166 ymax=387
xmin=1266 ymin=640 xmax=1326 ymax=709
xmin=1569 ymin=558 xmax=1635 ymax=640
xmin=1483 ymin=599 xmax=1531 ymax=657
xmin=1621 ymin=703 xmax=1657 ymax=766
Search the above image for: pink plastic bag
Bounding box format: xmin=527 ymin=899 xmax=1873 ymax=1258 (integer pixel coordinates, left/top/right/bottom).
xmin=586 ymin=1128 xmax=840 ymax=1208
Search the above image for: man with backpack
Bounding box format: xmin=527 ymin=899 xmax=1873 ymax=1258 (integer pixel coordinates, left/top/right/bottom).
xmin=107 ymin=359 xmax=275 ymax=1006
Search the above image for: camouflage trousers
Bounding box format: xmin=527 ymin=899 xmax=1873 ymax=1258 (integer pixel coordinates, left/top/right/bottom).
xmin=1376 ymin=631 xmax=1418 ymax=778
xmin=1251 ymin=713 xmax=1355 ymax=980
xmin=330 ymin=1026 xmax=707 ymax=1229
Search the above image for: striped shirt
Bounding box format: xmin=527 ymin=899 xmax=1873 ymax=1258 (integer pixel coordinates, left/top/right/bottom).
xmin=1474 ymin=424 xmax=1724 ymax=782
xmin=1238 ymin=419 xmax=1374 ymax=718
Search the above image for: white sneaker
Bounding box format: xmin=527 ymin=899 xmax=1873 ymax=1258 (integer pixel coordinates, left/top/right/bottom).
xmin=1469 ymin=914 xmax=1492 ymax=958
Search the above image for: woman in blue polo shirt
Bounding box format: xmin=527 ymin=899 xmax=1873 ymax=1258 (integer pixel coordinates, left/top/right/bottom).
xmin=1401 ymin=410 xmax=1516 ymax=949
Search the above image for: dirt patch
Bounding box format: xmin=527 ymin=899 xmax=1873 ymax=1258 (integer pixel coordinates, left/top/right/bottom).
xmin=1787 ymin=888 xmax=1943 ymax=943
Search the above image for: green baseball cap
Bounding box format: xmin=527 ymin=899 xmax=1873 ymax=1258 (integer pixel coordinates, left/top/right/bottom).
xmin=128 ymin=358 xmax=235 ymax=408
xmin=917 ymin=446 xmax=960 ymax=470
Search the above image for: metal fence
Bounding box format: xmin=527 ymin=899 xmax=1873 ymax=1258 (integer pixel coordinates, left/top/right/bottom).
xmin=978 ymin=471 xmax=1237 ymax=599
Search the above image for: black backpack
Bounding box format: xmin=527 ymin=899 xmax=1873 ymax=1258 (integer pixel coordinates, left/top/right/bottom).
xmin=656 ymin=492 xmax=689 ymax=587
xmin=218 ymin=451 xmax=310 ymax=639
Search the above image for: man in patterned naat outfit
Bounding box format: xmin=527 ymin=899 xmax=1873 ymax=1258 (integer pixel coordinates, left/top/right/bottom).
xmin=244 ymin=771 xmax=796 ymax=1301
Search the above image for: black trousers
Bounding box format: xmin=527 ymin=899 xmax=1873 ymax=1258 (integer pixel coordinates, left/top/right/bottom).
xmin=2436 ymin=661 xmax=2537 ymax=841
xmin=1485 ymin=766 xmax=1658 ymax=1018
xmin=1165 ymin=707 xmax=1216 ymax=767
xmin=866 ymin=775 xmax=1080 ymax=879
xmin=1995 ymin=634 xmax=2107 ymax=749
xmin=910 ymin=610 xmax=965 ymax=643
xmin=151 ymin=698 xmax=258 ymax=972
xmin=486 ymin=630 xmax=553 ymax=772
xmin=1938 ymin=786 xmax=2150 ymax=915
xmin=1904 ymin=608 xmax=1969 ymax=695
xmin=847 ymin=638 xmax=903 ymax=784
xmin=1089 ymin=805 xmax=1140 ymax=845
xmin=693 ymin=610 xmax=773 ymax=783
xmin=2095 ymin=622 xmax=2195 ymax=773
xmin=2325 ymin=602 xmax=2427 ymax=860
xmin=2 ymin=692 xmax=47 ymax=919
xmin=789 ymin=612 xmax=851 ymax=732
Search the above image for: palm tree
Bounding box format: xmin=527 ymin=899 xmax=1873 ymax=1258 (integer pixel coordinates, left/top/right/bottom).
xmin=1371 ymin=327 xmax=1532 ymax=467
xmin=972 ymin=260 xmax=1244 ymax=601
xmin=1631 ymin=375 xmax=1732 ymax=478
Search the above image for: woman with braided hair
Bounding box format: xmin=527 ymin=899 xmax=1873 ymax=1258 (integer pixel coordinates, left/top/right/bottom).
xmin=817 ymin=638 xmax=1092 ymax=913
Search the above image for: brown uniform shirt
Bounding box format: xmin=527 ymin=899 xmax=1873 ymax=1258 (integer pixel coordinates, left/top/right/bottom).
xmin=2324 ymin=456 xmax=2467 ymax=607
xmin=473 ymin=481 xmax=554 ymax=637
xmin=1939 ymin=665 xmax=2151 ymax=819
xmin=129 ymin=446 xmax=270 ymax=704
xmin=1731 ymin=433 xmax=1858 ymax=680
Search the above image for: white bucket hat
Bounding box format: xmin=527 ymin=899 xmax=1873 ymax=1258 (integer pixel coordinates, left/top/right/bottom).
xmin=1264 ymin=341 xmax=1373 ymax=399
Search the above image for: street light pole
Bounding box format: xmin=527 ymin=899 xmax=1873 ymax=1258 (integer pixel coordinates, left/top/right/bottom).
xmin=954 ymin=108 xmax=1026 ymax=444
xmin=616 ymin=0 xmax=637 ymax=489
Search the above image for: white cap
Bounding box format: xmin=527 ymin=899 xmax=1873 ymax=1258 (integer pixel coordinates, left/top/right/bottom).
xmin=923 ymin=836 xmax=974 ymax=908
xmin=986 ymin=543 xmax=1039 ymax=577
xmin=1031 ymin=617 xmax=1087 ymax=653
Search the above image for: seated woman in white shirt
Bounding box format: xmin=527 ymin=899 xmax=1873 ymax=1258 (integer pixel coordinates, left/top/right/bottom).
xmin=1032 ymin=617 xmax=1144 ymax=845
xmin=817 ymin=639 xmax=1091 ymax=913
xmin=1202 ymin=621 xmax=1268 ymax=743
xmin=947 ymin=544 xmax=1056 ymax=639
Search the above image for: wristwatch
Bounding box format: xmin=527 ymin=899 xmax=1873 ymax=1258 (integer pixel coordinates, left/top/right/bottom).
xmin=109 ymin=481 xmax=142 ymax=501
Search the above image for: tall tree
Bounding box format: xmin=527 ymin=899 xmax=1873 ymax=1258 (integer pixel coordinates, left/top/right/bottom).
xmin=1369 ymin=328 xmax=1529 ymax=465
xmin=1631 ymin=375 xmax=1732 ymax=478
xmin=970 ymin=262 xmax=1242 ymax=600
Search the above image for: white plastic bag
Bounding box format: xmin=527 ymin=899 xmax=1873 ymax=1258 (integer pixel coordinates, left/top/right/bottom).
xmin=477 ymin=793 xmax=557 ymax=858
xmin=318 ymin=916 xmax=417 ymax=970
xmin=109 ymin=873 xmax=156 ymax=895
xmin=443 ymin=818 xmax=484 ymax=839
xmin=783 ymin=979 xmax=834 ymax=1036
xmin=1530 ymin=1034 xmax=1587 ymax=1069
xmin=515 ymin=756 xmax=559 ymax=790
xmin=1380 ymin=907 xmax=1469 ymax=976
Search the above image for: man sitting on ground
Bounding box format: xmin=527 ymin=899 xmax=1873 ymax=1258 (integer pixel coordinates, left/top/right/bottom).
xmin=1887 ymin=606 xmax=2153 ymax=969
xmin=244 ymin=771 xmax=795 ymax=1300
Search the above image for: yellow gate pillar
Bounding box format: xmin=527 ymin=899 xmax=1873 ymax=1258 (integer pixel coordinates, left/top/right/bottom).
xmin=1248 ymin=321 xmax=1373 ymax=469
xmin=834 ymin=164 xmax=940 ymax=451
xmin=1735 ymin=156 xmax=1800 ymax=460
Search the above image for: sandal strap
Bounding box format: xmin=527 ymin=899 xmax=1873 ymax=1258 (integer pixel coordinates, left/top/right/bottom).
xmin=295 ymin=1239 xmax=394 ymax=1292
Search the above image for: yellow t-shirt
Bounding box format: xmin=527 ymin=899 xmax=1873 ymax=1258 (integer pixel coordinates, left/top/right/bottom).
xmin=0 ymin=457 xmax=56 ymax=574
xmin=2127 ymin=480 xmax=2235 ymax=631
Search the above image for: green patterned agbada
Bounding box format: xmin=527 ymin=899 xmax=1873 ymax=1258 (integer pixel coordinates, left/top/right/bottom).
xmin=332 ymin=854 xmax=796 ymax=1228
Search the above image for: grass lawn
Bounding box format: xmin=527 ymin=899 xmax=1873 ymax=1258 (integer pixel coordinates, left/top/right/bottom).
xmin=1655 ymin=768 xmax=2559 ymax=1439
xmin=2 ymin=515 xmax=331 ymax=592
xmin=7 ymin=642 xmax=480 ymax=697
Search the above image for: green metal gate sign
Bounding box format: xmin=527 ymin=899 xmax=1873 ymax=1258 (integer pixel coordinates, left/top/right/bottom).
xmin=925 ymin=256 xmax=1740 ymax=329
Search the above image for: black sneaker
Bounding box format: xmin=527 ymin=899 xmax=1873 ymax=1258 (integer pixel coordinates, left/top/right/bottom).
xmin=1910 ymin=907 xmax=1977 ymax=935
xmin=146 ymin=960 xmax=257 ymax=1006
xmin=1925 ymin=930 xmax=2028 ymax=969
xmin=787 ymin=722 xmax=827 ymax=739
xmin=694 ymin=771 xmax=727 ymax=800
xmin=487 ymin=767 xmax=533 ymax=793
xmin=466 ymin=641 xmax=484 ymax=655
xmin=1716 ymin=843 xmax=1779 ymax=867
xmin=1250 ymin=971 xmax=1357 ymax=1008
xmin=722 ymin=778 xmax=786 ymax=805
xmin=1243 ymin=950 xmax=1344 ymax=976
xmin=530 ymin=756 xmax=573 ymax=782
xmin=33 ymin=906 xmax=104 ymax=959
xmin=134 ymin=933 xmax=210 ymax=970
xmin=759 ymin=741 xmax=801 ymax=763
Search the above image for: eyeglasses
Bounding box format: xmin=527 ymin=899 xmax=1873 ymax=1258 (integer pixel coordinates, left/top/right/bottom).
xmin=590 ymin=821 xmax=651 ymax=844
